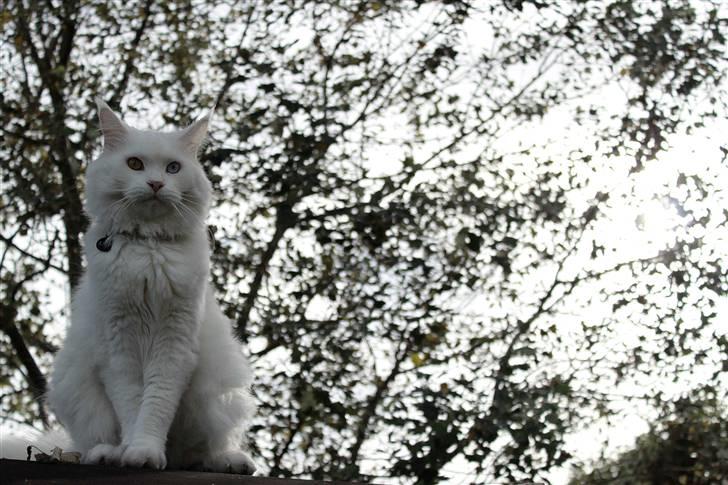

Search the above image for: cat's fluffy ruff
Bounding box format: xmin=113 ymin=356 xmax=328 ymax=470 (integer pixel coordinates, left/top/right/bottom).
xmin=47 ymin=100 xmax=256 ymax=474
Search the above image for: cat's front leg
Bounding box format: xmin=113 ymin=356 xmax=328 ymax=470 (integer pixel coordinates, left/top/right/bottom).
xmin=96 ymin=352 xmax=145 ymax=464
xmin=120 ymin=312 xmax=199 ymax=470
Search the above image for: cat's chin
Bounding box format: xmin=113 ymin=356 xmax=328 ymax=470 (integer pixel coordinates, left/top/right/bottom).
xmin=138 ymin=198 xmax=173 ymax=216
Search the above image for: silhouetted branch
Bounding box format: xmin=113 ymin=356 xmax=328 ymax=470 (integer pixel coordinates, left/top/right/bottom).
xmin=0 ymin=231 xmax=59 ymax=428
xmin=108 ymin=0 xmax=154 ymax=108
xmin=346 ymin=341 xmax=409 ymax=473
xmin=234 ymin=203 xmax=297 ymax=341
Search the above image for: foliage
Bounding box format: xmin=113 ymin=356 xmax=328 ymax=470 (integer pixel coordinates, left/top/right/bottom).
xmin=570 ymin=388 xmax=728 ymax=485
xmin=1 ymin=0 xmax=727 ymax=483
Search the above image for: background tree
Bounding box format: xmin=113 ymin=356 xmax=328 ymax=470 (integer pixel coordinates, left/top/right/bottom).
xmin=1 ymin=0 xmax=727 ymax=483
xmin=569 ymin=388 xmax=728 ymax=485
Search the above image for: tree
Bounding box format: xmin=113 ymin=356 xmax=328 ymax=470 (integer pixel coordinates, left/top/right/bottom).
xmin=570 ymin=389 xmax=728 ymax=485
xmin=1 ymin=0 xmax=726 ymax=482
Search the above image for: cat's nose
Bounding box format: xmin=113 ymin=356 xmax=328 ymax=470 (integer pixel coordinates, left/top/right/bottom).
xmin=147 ymin=180 xmax=165 ymax=193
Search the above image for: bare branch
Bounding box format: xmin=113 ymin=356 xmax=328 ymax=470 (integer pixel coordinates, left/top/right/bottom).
xmin=0 ymin=234 xmax=66 ymax=274
xmin=108 ymin=0 xmax=154 ymax=108
xmin=234 ymin=203 xmax=297 ymax=341
xmin=346 ymin=340 xmax=409 ymax=473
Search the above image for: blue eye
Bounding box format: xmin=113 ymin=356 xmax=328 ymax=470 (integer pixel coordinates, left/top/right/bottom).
xmin=166 ymin=161 xmax=181 ymax=174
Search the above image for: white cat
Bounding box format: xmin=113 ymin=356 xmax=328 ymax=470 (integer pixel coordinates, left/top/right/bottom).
xmin=46 ymin=100 xmax=256 ymax=473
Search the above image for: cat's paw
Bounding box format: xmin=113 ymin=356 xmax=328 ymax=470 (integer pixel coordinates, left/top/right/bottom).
xmin=83 ymin=443 xmax=124 ymax=466
xmin=203 ymin=450 xmax=257 ymax=475
xmin=120 ymin=441 xmax=167 ymax=470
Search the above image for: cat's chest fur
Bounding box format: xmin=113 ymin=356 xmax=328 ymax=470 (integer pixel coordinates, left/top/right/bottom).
xmin=85 ymin=227 xmax=209 ymax=323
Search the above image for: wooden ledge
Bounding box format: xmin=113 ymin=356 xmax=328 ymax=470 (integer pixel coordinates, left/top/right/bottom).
xmin=1 ymin=459 xmax=356 ymax=485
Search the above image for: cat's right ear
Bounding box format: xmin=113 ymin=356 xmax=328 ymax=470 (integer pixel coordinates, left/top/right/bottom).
xmin=95 ymin=98 xmax=127 ymax=151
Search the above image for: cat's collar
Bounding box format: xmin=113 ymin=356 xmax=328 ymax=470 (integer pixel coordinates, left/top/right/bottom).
xmin=96 ymin=229 xmax=183 ymax=252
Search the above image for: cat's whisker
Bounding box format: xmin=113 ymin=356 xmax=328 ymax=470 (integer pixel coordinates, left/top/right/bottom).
xmin=107 ymin=194 xmax=133 ymax=217
xmin=175 ymin=198 xmax=198 ymax=215
xmin=169 ymin=202 xmax=190 ymax=226
xmin=178 ymin=194 xmax=201 ymax=208
xmin=172 ymin=200 xmax=202 ymax=228
xmin=103 ymin=194 xmax=137 ymax=233
xmin=104 ymin=198 xmax=128 ymax=222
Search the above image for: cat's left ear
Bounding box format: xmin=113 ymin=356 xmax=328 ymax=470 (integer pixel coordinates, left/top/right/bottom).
xmin=96 ymin=98 xmax=128 ymax=151
xmin=179 ymin=109 xmax=213 ymax=155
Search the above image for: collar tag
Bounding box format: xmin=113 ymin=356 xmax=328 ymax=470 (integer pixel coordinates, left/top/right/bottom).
xmin=96 ymin=236 xmax=113 ymax=252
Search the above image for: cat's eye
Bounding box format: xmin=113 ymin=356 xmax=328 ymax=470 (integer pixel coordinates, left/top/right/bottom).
xmin=127 ymin=157 xmax=144 ymax=171
xmin=166 ymin=161 xmax=181 ymax=174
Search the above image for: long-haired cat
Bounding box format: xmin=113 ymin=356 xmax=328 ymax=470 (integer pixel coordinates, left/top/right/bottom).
xmin=46 ymin=100 xmax=256 ymax=473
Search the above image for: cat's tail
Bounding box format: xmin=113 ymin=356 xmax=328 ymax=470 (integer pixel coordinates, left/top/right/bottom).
xmin=0 ymin=425 xmax=71 ymax=460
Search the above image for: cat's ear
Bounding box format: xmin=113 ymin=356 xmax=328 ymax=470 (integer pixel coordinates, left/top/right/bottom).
xmin=179 ymin=109 xmax=213 ymax=155
xmin=95 ymin=98 xmax=127 ymax=151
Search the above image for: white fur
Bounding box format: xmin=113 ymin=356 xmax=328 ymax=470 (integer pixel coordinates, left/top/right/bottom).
xmin=46 ymin=101 xmax=256 ymax=473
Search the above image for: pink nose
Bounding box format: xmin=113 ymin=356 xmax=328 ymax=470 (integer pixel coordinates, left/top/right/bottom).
xmin=147 ymin=180 xmax=164 ymax=193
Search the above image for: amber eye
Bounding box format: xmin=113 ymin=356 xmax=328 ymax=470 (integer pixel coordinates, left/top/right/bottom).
xmin=127 ymin=157 xmax=144 ymax=171
xmin=166 ymin=161 xmax=181 ymax=174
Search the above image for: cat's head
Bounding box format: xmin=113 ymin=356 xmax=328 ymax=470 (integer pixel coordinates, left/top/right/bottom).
xmin=86 ymin=99 xmax=213 ymax=238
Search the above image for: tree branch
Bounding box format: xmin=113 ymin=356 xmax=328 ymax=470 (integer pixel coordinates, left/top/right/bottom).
xmin=234 ymin=203 xmax=297 ymax=341
xmin=0 ymin=304 xmax=49 ymax=427
xmin=269 ymin=414 xmax=304 ymax=476
xmin=108 ymin=0 xmax=153 ymax=108
xmin=15 ymin=2 xmax=86 ymax=290
xmin=345 ymin=341 xmax=409 ymax=476
xmin=0 ymin=234 xmax=66 ymax=274
xmin=213 ymin=4 xmax=257 ymax=109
